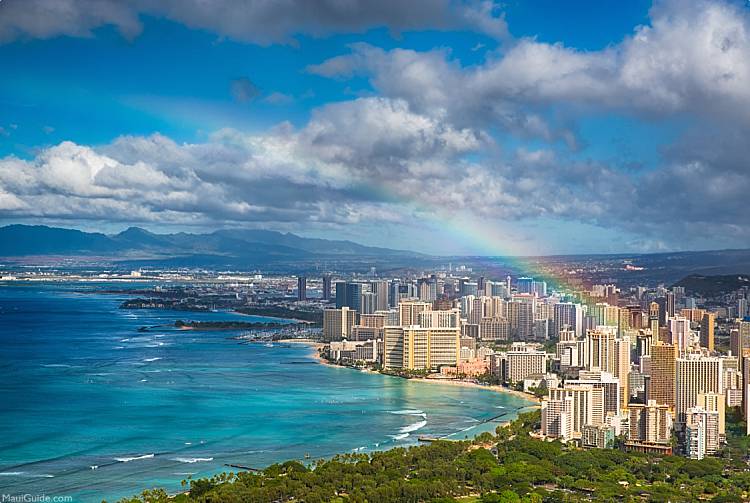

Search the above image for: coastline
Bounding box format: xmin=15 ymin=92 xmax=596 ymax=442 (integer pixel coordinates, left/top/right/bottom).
xmin=407 ymin=377 xmax=541 ymax=405
xmin=276 ymin=338 xmax=326 ymax=363
xmin=278 ymin=338 xmax=541 ymax=406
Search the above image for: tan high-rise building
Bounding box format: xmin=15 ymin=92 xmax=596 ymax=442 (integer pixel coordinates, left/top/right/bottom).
xmin=733 ymin=321 xmax=750 ymax=358
xmin=649 ymin=302 xmax=661 ymax=341
xmin=323 ymin=307 xmax=356 ymax=342
xmin=699 ymin=312 xmax=715 ymax=351
xmin=358 ymin=313 xmax=386 ymax=328
xmin=398 ymin=300 xmax=432 ymax=326
xmin=629 ymin=400 xmax=672 ymax=444
xmin=675 ymin=354 xmax=723 ymax=425
xmin=479 ymin=316 xmax=510 ymax=341
xmin=401 ymin=326 xmax=461 ymax=370
xmin=648 ymin=342 xmax=676 ymax=409
xmin=417 ymin=308 xmax=461 ymax=328
xmin=586 ymin=327 xmax=617 ymax=374
xmin=697 ymin=392 xmax=725 ymax=437
xmin=681 ymin=308 xmax=706 ymax=324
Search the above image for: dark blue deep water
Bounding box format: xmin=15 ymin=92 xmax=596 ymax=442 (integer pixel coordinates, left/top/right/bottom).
xmin=0 ymin=283 xmax=532 ymax=502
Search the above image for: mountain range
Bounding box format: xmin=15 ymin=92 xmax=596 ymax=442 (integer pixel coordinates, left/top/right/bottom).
xmin=0 ymin=224 xmax=419 ymax=263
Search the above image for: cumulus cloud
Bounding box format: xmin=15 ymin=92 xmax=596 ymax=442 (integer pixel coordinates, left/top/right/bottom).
xmin=2 ymin=0 xmax=750 ymax=252
xmin=0 ymin=0 xmax=508 ymax=45
xmin=0 ymin=98 xmax=487 ymax=228
xmin=0 ymin=92 xmax=747 ymax=250
xmin=310 ymin=0 xmax=750 ymax=143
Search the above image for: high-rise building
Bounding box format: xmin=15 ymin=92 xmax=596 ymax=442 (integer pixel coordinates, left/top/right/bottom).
xmin=335 ymin=281 xmax=363 ymax=311
xmin=628 ymin=400 xmax=672 ymax=445
xmin=418 ymin=277 xmax=437 ymax=302
xmin=323 ymin=307 xmax=356 ymax=342
xmin=586 ymin=327 xmax=617 ymax=374
xmin=549 ymin=384 xmax=605 ymax=438
xmin=511 ymin=294 xmax=536 ymax=340
xmin=675 ymin=353 xmax=722 ymax=426
xmin=666 ymin=291 xmax=676 ymax=319
xmin=542 ymin=396 xmax=574 ymax=440
xmin=418 ymin=309 xmax=461 ymax=328
xmin=384 ymin=326 xmax=405 ymax=369
xmin=569 ymin=370 xmax=621 ymax=416
xmin=655 ymin=298 xmax=668 ymax=327
xmin=636 ymin=331 xmax=652 ymax=363
xmin=385 ymin=326 xmax=461 ymax=370
xmin=322 ymin=275 xmax=332 ymax=301
xmin=669 ymin=316 xmax=691 ymax=350
xmin=360 ymin=292 xmax=378 ymax=315
xmin=648 ymin=342 xmax=676 ymax=409
xmin=581 ymin=424 xmax=615 ymax=449
xmin=697 ymin=392 xmax=725 ymax=438
xmin=700 ymin=312 xmax=715 ymax=351
xmin=735 ymin=321 xmax=750 ymax=358
xmin=590 ymin=303 xmax=620 ymax=328
xmin=614 ymin=336 xmax=631 ymax=411
xmin=398 ymin=300 xmax=432 ymax=326
xmin=503 ymin=346 xmax=547 ymax=383
xmin=649 ymin=302 xmax=660 ymax=335
xmin=685 ymin=407 xmax=720 ymax=459
xmin=532 ymin=280 xmax=548 ymax=298
xmin=479 ymin=317 xmax=510 ymax=341
xmin=370 ymin=280 xmax=389 ymax=312
xmin=297 ymin=276 xmax=307 ymax=301
xmin=554 ymin=302 xmax=584 ymax=338
xmin=517 ymin=277 xmax=534 ymax=294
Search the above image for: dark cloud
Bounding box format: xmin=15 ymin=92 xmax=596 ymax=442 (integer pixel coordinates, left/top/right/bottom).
xmin=0 ymin=0 xmax=508 ymax=45
xmin=230 ymin=78 xmax=260 ymax=103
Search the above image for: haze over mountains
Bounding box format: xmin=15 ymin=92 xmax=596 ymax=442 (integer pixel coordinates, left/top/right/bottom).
xmin=2 ymin=224 xmax=750 ymax=284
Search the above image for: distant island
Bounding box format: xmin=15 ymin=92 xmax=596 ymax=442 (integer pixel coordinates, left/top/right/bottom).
xmin=173 ymin=320 xmax=297 ymax=331
xmin=119 ymin=298 xmax=323 ymax=326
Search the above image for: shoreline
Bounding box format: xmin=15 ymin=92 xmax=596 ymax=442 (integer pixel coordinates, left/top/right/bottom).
xmin=406 ymin=376 xmax=542 ymax=405
xmin=279 ymin=338 xmax=541 ymax=405
xmin=276 ymin=338 xmax=327 ymax=363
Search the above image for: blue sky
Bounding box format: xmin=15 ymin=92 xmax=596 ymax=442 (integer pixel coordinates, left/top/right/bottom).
xmin=0 ymin=0 xmax=748 ymax=255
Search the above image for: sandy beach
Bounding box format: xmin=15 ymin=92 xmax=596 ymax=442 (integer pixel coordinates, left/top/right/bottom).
xmin=408 ymin=376 xmax=541 ymax=405
xmin=279 ymin=339 xmax=541 ymax=405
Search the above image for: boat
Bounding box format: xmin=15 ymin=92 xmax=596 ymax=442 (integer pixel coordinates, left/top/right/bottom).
xmin=264 ymin=342 xmax=274 ymax=348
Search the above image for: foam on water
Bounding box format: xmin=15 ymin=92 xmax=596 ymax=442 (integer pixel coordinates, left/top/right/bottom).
xmin=114 ymin=454 xmax=155 ymax=463
xmin=170 ymin=457 xmax=213 ymax=464
xmin=399 ymin=420 xmax=427 ymax=434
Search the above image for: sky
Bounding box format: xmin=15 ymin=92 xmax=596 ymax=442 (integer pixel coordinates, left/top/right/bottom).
xmin=0 ymin=0 xmax=749 ymax=256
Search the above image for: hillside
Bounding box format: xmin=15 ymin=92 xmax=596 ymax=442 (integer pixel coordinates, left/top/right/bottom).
xmin=673 ymin=273 xmax=750 ymax=297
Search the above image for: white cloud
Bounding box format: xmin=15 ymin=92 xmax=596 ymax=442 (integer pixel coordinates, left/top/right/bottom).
xmin=310 ymin=0 xmax=750 ymax=141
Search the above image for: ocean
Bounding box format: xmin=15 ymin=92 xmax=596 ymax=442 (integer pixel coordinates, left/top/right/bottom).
xmin=0 ymin=282 xmax=532 ymax=502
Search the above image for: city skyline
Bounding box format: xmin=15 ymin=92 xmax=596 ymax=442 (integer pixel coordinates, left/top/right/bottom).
xmin=1 ymin=0 xmax=749 ymax=255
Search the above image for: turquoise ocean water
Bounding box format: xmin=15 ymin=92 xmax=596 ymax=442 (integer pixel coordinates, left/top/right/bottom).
xmin=0 ymin=283 xmax=532 ymax=502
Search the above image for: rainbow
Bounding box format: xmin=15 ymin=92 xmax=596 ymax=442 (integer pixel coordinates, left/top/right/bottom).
xmin=364 ymin=183 xmax=582 ymax=295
